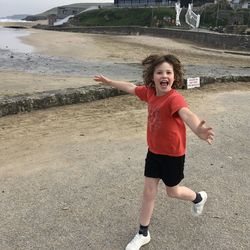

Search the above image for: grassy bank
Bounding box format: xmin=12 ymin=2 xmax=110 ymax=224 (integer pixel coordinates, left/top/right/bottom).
xmin=70 ymin=7 xmax=176 ymax=27
xmin=199 ymin=4 xmax=250 ymax=27
xmin=69 ymin=5 xmax=250 ymax=28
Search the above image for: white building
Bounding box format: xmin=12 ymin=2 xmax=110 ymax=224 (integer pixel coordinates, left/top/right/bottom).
xmin=228 ymin=0 xmax=250 ymax=9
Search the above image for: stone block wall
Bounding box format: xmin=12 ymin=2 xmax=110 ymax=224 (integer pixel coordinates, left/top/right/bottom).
xmin=1 ymin=76 xmax=250 ymax=117
xmin=0 ymin=85 xmax=126 ymax=117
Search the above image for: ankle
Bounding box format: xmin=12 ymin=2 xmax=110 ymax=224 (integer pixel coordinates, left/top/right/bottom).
xmin=192 ymin=192 xmax=202 ymax=204
xmin=139 ymin=224 xmax=149 ymax=236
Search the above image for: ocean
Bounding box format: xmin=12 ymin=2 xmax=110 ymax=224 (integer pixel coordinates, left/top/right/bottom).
xmin=0 ymin=18 xmax=29 ymax=23
xmin=0 ymin=25 xmax=33 ymax=53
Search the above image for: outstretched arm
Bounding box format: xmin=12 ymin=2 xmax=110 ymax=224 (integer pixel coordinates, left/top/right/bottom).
xmin=93 ymin=74 xmax=136 ymax=95
xmin=178 ymin=107 xmax=214 ymax=144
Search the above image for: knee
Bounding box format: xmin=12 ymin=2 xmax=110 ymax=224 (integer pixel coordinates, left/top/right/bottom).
xmin=143 ymin=186 xmax=157 ymax=200
xmin=166 ymin=187 xmax=179 ymax=198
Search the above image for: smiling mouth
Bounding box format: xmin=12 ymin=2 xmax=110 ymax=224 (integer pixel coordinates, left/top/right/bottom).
xmin=160 ymin=80 xmax=169 ymax=86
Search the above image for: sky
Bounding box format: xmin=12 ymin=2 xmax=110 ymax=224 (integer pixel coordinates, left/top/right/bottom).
xmin=0 ymin=0 xmax=113 ymax=17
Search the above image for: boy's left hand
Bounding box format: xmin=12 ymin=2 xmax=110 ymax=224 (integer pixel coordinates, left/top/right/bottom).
xmin=197 ymin=120 xmax=214 ymax=144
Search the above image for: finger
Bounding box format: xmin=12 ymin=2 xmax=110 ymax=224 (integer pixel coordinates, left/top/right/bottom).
xmin=208 ymin=135 xmax=214 ymax=141
xmin=209 ymin=133 xmax=214 ymax=138
xmin=207 ymin=130 xmax=215 ymax=136
xmin=205 ymin=127 xmax=214 ymax=134
xmin=209 ymin=131 xmax=215 ymax=137
xmin=208 ymin=133 xmax=215 ymax=142
xmin=199 ymin=120 xmax=206 ymax=127
xmin=206 ymin=138 xmax=212 ymax=145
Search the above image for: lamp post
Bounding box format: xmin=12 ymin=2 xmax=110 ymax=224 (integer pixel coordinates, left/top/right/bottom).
xmin=215 ymin=3 xmax=219 ymax=27
xmin=151 ymin=6 xmax=154 ymax=27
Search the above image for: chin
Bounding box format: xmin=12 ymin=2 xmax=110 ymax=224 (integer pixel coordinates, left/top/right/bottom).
xmin=162 ymin=87 xmax=171 ymax=92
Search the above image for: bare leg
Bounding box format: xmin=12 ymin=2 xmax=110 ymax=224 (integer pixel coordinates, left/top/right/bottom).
xmin=166 ymin=185 xmax=196 ymax=201
xmin=140 ymin=177 xmax=160 ymax=226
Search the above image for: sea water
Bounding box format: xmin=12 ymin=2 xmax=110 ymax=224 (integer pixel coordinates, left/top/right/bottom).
xmin=0 ymin=25 xmax=33 ymax=53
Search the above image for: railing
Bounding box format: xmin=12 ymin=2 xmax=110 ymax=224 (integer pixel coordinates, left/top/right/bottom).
xmin=185 ymin=3 xmax=200 ymax=28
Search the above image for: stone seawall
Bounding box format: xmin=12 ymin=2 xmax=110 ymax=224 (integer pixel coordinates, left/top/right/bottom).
xmin=0 ymin=85 xmax=125 ymax=117
xmin=34 ymin=25 xmax=250 ymax=51
xmin=1 ymin=76 xmax=250 ymax=117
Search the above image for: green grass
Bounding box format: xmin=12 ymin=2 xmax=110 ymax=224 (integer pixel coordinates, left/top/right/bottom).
xmin=199 ymin=3 xmax=250 ymax=27
xmin=69 ymin=6 xmax=250 ymax=28
xmin=70 ymin=7 xmax=176 ymax=27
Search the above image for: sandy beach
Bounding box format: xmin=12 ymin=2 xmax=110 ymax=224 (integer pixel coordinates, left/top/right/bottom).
xmin=21 ymin=28 xmax=250 ymax=66
xmin=0 ymin=23 xmax=250 ymax=249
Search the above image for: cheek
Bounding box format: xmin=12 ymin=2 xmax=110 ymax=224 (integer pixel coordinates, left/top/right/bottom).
xmin=170 ymin=75 xmax=175 ymax=82
xmin=153 ymin=74 xmax=160 ymax=80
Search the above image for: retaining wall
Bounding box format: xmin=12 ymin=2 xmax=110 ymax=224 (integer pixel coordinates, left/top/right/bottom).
xmin=34 ymin=25 xmax=250 ymax=51
xmin=1 ymin=76 xmax=250 ymax=117
xmin=0 ymin=85 xmax=127 ymax=117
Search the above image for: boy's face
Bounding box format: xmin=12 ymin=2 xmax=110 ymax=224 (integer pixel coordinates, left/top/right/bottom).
xmin=153 ymin=62 xmax=175 ymax=96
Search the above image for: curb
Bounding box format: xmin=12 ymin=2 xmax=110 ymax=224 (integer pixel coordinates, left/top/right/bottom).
xmin=0 ymin=76 xmax=250 ymax=117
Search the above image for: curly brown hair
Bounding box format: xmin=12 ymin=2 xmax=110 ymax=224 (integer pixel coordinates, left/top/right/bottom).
xmin=142 ymin=54 xmax=184 ymax=89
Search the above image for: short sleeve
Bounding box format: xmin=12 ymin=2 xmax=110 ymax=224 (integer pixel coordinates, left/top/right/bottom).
xmin=169 ymin=92 xmax=188 ymax=116
xmin=135 ymin=86 xmax=148 ymax=102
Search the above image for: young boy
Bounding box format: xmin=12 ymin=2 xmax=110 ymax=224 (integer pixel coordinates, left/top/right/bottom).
xmin=94 ymin=54 xmax=214 ymax=250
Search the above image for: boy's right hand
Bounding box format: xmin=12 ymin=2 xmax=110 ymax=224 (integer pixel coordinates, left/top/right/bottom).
xmin=93 ymin=75 xmax=136 ymax=95
xmin=93 ymin=74 xmax=111 ymax=85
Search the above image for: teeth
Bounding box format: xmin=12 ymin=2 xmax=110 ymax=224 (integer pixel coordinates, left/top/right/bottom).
xmin=160 ymin=81 xmax=168 ymax=84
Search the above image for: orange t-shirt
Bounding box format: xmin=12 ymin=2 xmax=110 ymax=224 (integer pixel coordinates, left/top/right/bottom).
xmin=135 ymin=86 xmax=188 ymax=156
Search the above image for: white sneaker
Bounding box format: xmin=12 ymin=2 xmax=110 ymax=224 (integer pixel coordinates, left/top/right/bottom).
xmin=192 ymin=191 xmax=208 ymax=216
xmin=125 ymin=232 xmax=151 ymax=250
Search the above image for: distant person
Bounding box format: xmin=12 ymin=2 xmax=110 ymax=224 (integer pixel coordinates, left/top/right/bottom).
xmin=93 ymin=54 xmax=214 ymax=250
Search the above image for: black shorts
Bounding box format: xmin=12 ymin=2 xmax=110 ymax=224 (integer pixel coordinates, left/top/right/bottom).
xmin=144 ymin=150 xmax=185 ymax=187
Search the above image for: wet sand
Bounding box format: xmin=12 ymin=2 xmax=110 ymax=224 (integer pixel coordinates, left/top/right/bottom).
xmin=0 ymin=70 xmax=92 ymax=96
xmin=21 ymin=28 xmax=250 ymax=66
